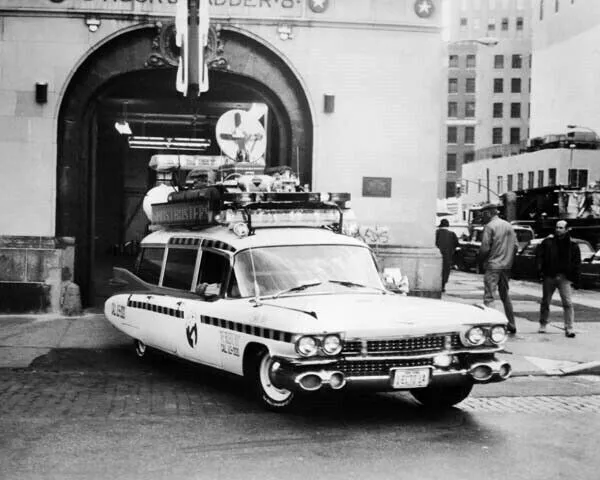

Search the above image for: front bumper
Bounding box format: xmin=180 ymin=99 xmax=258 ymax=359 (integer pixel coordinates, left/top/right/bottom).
xmin=270 ymin=353 xmax=511 ymax=393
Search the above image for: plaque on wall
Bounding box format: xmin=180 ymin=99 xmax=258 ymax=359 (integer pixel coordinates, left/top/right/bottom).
xmin=362 ymin=177 xmax=392 ymax=198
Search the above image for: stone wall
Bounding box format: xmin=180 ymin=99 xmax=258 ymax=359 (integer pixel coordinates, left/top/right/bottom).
xmin=0 ymin=236 xmax=75 ymax=313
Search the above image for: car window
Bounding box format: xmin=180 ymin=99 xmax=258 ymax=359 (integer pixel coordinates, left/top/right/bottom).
xmin=196 ymin=251 xmax=230 ymax=297
xmin=578 ymin=242 xmax=594 ymax=260
xmin=516 ymin=229 xmax=534 ymax=243
xmin=136 ymin=247 xmax=165 ymax=285
xmin=162 ymin=248 xmax=199 ymax=290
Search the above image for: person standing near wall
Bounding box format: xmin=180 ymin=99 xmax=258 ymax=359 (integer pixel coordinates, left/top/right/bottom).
xmin=477 ymin=203 xmax=519 ymax=334
xmin=435 ymin=219 xmax=458 ymax=293
xmin=536 ymin=220 xmax=581 ymax=338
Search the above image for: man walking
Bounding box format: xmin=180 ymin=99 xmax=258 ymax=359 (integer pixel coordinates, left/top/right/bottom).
xmin=435 ymin=219 xmax=459 ymax=292
xmin=477 ymin=203 xmax=519 ymax=334
xmin=536 ymin=220 xmax=581 ymax=338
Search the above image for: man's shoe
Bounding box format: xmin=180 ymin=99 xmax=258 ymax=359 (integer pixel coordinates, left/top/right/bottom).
xmin=565 ymin=330 xmax=576 ymax=338
xmin=507 ymin=326 xmax=517 ymax=335
xmin=538 ymin=324 xmax=547 ymax=334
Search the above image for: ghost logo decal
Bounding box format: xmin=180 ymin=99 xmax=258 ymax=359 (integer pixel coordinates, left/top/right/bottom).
xmin=186 ymin=323 xmax=198 ymax=348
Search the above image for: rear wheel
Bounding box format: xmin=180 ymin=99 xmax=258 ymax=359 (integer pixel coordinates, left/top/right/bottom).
xmin=411 ymin=382 xmax=473 ymax=409
xmin=245 ymin=348 xmax=296 ymax=411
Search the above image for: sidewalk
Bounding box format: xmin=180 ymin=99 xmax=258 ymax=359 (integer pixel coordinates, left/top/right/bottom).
xmin=444 ymin=271 xmax=600 ymax=377
xmin=0 ymin=274 xmax=599 ymax=376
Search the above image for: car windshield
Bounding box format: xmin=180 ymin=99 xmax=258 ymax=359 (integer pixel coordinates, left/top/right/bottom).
xmin=233 ymin=244 xmax=384 ymax=298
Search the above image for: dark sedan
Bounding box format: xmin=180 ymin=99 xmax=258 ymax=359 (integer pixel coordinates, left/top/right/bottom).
xmin=512 ymin=237 xmax=597 ymax=286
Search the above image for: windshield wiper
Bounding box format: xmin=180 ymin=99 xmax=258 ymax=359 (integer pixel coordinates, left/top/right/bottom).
xmin=327 ymin=280 xmax=387 ymax=293
xmin=272 ymin=281 xmax=323 ymax=299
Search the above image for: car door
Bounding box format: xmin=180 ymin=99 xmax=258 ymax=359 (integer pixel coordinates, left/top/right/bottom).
xmin=580 ymin=248 xmax=600 ymax=287
xmin=513 ymin=241 xmax=537 ymax=279
xmin=177 ymin=249 xmax=231 ymax=367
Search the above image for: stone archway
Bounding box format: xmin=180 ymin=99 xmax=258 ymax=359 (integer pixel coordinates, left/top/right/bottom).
xmin=56 ymin=24 xmax=313 ymax=305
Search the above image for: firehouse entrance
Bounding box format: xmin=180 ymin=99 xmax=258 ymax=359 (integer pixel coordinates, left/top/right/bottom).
xmin=56 ymin=25 xmax=314 ymax=308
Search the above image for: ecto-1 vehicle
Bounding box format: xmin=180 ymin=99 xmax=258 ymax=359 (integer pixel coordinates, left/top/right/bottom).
xmin=105 ymin=168 xmax=511 ymax=411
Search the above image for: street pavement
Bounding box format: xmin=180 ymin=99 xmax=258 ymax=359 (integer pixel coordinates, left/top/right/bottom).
xmin=0 ymin=271 xmax=599 ymax=377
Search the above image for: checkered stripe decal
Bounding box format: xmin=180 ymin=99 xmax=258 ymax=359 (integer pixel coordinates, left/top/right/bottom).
xmin=126 ymin=300 xmax=293 ymax=343
xmin=127 ymin=300 xmax=184 ymax=318
xmin=199 ymin=315 xmax=293 ymax=343
xmin=168 ymin=237 xmax=236 ymax=252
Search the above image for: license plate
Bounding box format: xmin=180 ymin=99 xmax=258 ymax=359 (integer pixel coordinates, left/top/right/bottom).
xmin=391 ymin=368 xmax=431 ymax=389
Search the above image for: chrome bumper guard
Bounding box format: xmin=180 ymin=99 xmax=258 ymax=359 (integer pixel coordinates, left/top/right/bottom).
xmin=271 ymin=355 xmax=511 ymax=392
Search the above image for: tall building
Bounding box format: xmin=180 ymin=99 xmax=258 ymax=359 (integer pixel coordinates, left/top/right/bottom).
xmin=530 ymin=0 xmax=600 ymax=138
xmin=441 ymin=0 xmax=532 ymax=211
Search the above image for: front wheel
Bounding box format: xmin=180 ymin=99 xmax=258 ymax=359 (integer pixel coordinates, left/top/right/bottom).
xmin=246 ymin=348 xmax=296 ymax=411
xmin=411 ymin=382 xmax=473 ymax=409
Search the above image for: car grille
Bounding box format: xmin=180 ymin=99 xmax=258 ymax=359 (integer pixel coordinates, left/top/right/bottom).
xmin=343 ymin=334 xmax=461 ymax=356
xmin=334 ymin=358 xmax=433 ymax=377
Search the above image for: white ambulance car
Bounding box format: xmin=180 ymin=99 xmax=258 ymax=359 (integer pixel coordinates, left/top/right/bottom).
xmin=105 ymin=175 xmax=511 ymax=411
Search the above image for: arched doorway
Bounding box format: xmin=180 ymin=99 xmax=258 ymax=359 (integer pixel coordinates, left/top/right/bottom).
xmin=56 ymin=25 xmax=313 ymax=308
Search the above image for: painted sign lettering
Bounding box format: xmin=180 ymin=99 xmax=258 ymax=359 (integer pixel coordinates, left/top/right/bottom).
xmin=186 ymin=323 xmax=198 ymax=347
xmin=220 ymin=331 xmax=240 ymax=357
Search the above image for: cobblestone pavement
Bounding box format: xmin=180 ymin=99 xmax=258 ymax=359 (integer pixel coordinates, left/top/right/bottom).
xmin=2 ymin=368 xmax=600 ymax=418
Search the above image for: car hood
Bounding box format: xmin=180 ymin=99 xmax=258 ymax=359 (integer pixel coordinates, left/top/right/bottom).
xmin=259 ymin=293 xmax=506 ymax=337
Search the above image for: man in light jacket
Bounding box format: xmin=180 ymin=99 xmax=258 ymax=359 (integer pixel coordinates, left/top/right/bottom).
xmin=477 ymin=203 xmax=519 ymax=334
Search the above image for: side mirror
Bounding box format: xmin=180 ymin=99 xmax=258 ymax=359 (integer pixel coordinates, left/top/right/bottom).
xmin=382 ymin=267 xmax=409 ymax=295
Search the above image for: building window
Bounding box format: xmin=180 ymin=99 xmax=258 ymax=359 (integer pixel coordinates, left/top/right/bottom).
xmin=465 ymin=101 xmax=476 ymax=118
xmin=512 ymin=54 xmax=523 ymax=68
xmin=449 ymin=78 xmax=458 ymax=93
xmin=466 ymin=54 xmax=476 ymax=68
xmin=528 ymin=171 xmax=535 ymax=189
xmin=540 ymin=0 xmax=544 ymax=20
xmin=446 ymin=181 xmax=457 ymax=197
xmin=497 ymin=176 xmax=504 ymax=194
xmin=447 ymin=126 xmax=458 ymax=144
xmin=449 ymin=55 xmax=459 ymax=68
xmin=464 ymin=151 xmax=475 ymax=164
xmin=569 ymin=169 xmax=588 ymax=187
xmin=548 ymin=168 xmax=556 ymax=186
xmin=501 ymin=17 xmax=509 ymax=30
xmin=516 ymin=17 xmax=524 ymax=30
xmin=465 ymin=126 xmax=475 ymax=144
xmin=466 ymin=77 xmax=476 ymax=93
xmin=493 ymin=102 xmax=503 ymax=118
xmin=511 ymin=78 xmax=522 ymax=93
xmin=447 ymin=153 xmax=457 ymax=171
xmin=494 ymin=55 xmax=504 ymax=68
xmin=555 ymin=0 xmax=559 ymax=12
xmin=478 ymin=179 xmax=482 ymax=193
xmin=538 ymin=170 xmax=544 ymax=187
xmin=460 ymin=17 xmax=468 ymax=30
xmin=448 ymin=102 xmax=458 ymax=117
xmin=492 ymin=127 xmax=503 ymax=144
xmin=507 ymin=174 xmax=514 ymax=191
xmin=488 ymin=18 xmax=496 ymax=31
xmin=494 ymin=78 xmax=504 ymax=93
xmin=510 ymin=127 xmax=521 ymax=144
xmin=510 ymin=103 xmax=521 ymax=118
xmin=517 ymin=173 xmax=524 ymax=190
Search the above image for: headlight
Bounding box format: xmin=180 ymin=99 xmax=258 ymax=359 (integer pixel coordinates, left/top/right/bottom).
xmin=322 ymin=335 xmax=342 ymax=355
xmin=466 ymin=327 xmax=486 ymax=345
xmin=490 ymin=325 xmax=507 ymax=344
xmin=296 ymin=336 xmax=318 ymax=357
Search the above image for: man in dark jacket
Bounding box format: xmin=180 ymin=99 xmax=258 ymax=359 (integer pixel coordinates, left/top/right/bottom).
xmin=435 ymin=219 xmax=459 ymax=292
xmin=536 ymin=220 xmax=581 ymax=338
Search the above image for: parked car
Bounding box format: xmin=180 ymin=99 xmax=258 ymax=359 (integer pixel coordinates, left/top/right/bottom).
xmin=581 ymin=247 xmax=600 ymax=288
xmin=512 ymin=237 xmax=596 ymax=282
xmin=454 ymin=225 xmax=535 ymax=273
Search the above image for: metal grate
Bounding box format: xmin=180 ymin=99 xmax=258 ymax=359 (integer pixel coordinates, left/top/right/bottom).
xmin=335 ymin=358 xmax=432 ymax=376
xmin=343 ymin=334 xmax=461 ymax=356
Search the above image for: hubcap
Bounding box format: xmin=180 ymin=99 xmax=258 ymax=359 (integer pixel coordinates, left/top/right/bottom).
xmin=259 ymin=355 xmax=292 ymax=402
